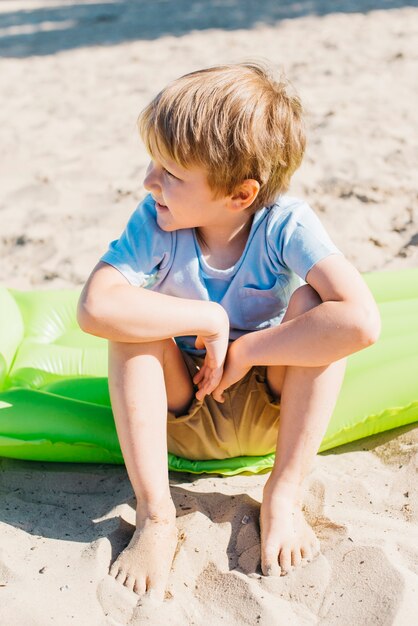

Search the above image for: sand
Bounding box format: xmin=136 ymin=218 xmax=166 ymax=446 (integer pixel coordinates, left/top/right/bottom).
xmin=0 ymin=1 xmax=417 ymax=624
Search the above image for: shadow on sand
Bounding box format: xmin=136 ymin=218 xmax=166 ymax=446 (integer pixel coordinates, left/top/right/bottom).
xmin=1 ymin=0 xmax=417 ymax=58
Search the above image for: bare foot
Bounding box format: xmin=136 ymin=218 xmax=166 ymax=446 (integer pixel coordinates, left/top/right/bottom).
xmin=260 ymin=492 xmax=320 ymax=576
xmin=109 ymin=500 xmax=178 ymax=601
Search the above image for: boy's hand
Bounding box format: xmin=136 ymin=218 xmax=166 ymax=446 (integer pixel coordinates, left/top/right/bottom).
xmin=211 ymin=337 xmax=251 ymax=403
xmin=193 ymin=306 xmax=230 ymax=400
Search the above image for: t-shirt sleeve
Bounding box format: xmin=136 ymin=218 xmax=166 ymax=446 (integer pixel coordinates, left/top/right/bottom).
xmin=100 ymin=194 xmax=173 ymax=287
xmin=267 ymin=198 xmax=342 ymax=281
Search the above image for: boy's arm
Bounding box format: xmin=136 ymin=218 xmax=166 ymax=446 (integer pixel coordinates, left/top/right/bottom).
xmin=211 ymin=254 xmax=380 ymax=402
xmin=237 ymin=254 xmax=381 ymax=369
xmin=77 ymin=261 xmax=228 ymax=345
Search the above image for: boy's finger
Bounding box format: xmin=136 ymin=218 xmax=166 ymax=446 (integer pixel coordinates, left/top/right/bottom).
xmin=193 ymin=368 xmax=204 ymax=384
xmin=211 ymin=386 xmax=225 ymax=403
xmin=195 ymin=378 xmax=212 ymax=400
xmin=195 ymin=387 xmax=206 ymax=400
xmin=197 ymin=377 xmax=218 ymax=401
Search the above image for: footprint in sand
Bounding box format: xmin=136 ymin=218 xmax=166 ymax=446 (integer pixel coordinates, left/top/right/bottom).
xmin=194 ymin=562 xmax=275 ymax=626
xmin=319 ymin=544 xmax=404 ymax=625
xmin=83 ymin=520 xmax=137 ymax=623
xmin=196 ymin=560 xmax=327 ymax=625
xmin=97 ymin=573 xmax=138 ymax=625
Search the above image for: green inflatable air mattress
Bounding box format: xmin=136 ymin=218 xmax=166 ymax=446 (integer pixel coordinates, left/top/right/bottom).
xmin=0 ymin=268 xmax=417 ymax=475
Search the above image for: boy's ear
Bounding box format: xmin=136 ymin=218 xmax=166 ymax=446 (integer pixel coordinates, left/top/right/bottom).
xmin=230 ymin=179 xmax=260 ymax=211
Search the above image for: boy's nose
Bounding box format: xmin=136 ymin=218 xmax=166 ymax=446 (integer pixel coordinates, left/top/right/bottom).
xmin=143 ymin=162 xmax=161 ymax=193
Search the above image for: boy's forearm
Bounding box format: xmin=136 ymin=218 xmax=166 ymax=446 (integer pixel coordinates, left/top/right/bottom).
xmin=240 ymin=301 xmax=378 ymax=368
xmin=78 ymin=284 xmax=227 ymax=343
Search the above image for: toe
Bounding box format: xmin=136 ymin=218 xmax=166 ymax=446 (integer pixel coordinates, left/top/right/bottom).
xmin=261 ymin=548 xmax=281 ymax=576
xmin=134 ymin=578 xmax=147 ymax=596
xmin=291 ymin=548 xmax=302 ymax=568
xmin=109 ymin=562 xmax=119 ymax=577
xmin=145 ymin=573 xmax=167 ymax=602
xmin=115 ymin=570 xmax=127 ymax=584
xmin=279 ymin=545 xmax=292 ymax=575
xmin=300 ymin=545 xmax=313 ymax=562
xmin=124 ymin=574 xmax=136 ymax=592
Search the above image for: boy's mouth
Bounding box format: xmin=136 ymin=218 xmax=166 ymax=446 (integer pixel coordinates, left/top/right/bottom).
xmin=155 ymin=200 xmax=169 ymax=212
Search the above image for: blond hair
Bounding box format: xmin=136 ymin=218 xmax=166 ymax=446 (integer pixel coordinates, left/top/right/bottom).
xmin=138 ymin=63 xmax=305 ymax=211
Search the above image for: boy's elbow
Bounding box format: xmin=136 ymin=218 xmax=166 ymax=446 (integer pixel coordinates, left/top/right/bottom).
xmin=77 ymin=293 xmax=104 ymax=335
xmin=77 ymin=299 xmax=94 ymax=334
xmin=356 ymin=303 xmax=381 ymax=348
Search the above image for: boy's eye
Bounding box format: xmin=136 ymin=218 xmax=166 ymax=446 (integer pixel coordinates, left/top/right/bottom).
xmin=163 ymin=167 xmax=178 ymax=180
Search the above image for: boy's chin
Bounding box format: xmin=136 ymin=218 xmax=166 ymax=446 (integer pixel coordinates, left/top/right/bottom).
xmin=156 ymin=216 xmax=187 ymax=232
xmin=156 ymin=219 xmax=177 ymax=232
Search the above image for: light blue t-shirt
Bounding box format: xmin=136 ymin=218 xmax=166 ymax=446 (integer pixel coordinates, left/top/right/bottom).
xmin=101 ymin=194 xmax=341 ymax=354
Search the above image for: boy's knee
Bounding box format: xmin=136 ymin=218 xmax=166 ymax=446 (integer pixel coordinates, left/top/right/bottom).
xmin=109 ymin=338 xmax=174 ymax=359
xmin=286 ymin=285 xmax=322 ymax=319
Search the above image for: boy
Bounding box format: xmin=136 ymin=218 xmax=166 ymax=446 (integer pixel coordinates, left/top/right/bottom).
xmin=77 ymin=63 xmax=381 ymax=601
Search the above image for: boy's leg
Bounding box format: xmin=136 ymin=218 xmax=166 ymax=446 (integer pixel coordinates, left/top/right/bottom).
xmin=107 ymin=338 xmax=195 ymax=599
xmin=261 ymin=286 xmax=346 ymax=575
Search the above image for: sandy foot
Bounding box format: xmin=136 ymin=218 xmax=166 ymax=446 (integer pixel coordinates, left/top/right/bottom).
xmin=260 ymin=499 xmax=321 ymax=576
xmin=108 ymin=508 xmax=179 ymax=601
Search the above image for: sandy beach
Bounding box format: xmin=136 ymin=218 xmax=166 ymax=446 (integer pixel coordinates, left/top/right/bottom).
xmin=0 ymin=1 xmax=417 ymax=624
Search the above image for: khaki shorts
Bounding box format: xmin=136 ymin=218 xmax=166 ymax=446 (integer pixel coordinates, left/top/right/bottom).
xmin=167 ymin=351 xmax=280 ymax=460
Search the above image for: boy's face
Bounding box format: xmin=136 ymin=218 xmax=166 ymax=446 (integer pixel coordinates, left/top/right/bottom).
xmin=143 ymin=149 xmax=231 ymax=233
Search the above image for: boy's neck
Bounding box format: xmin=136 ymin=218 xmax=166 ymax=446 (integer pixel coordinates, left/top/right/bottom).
xmin=196 ymin=214 xmax=254 ymax=270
